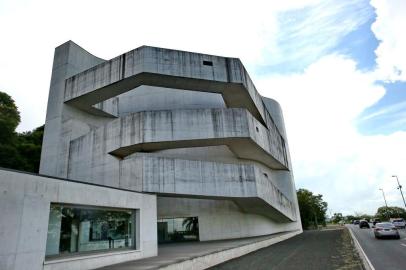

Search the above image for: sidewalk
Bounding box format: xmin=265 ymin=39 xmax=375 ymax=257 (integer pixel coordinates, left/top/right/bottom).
xmin=211 ymin=228 xmax=363 ymax=270
xmin=98 ymin=230 xmax=301 ymax=270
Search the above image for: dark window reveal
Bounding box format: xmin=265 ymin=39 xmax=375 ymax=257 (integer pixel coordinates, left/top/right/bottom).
xmin=203 ymin=60 xmax=213 ymax=66
xmin=157 ymin=217 xmax=199 ymax=243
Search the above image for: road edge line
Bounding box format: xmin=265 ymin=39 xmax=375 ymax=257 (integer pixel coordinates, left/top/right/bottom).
xmin=347 ymin=227 xmax=375 ymax=270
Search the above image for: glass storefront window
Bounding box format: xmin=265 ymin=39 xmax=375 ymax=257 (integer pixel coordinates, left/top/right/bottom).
xmin=46 ymin=204 xmax=134 ymax=256
xmin=157 ymin=217 xmax=199 ymax=243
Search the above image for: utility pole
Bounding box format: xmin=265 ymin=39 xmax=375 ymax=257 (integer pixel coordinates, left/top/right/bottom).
xmin=380 ymin=188 xmax=389 ymax=220
xmin=379 ymin=188 xmax=388 ymax=207
xmin=392 ymin=175 xmax=406 ymax=208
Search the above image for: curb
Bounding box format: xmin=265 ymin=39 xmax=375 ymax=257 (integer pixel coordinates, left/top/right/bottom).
xmin=347 ymin=227 xmax=375 ymax=270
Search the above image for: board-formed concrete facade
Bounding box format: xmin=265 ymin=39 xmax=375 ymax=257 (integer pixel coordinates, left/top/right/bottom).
xmin=0 ymin=41 xmax=301 ymax=270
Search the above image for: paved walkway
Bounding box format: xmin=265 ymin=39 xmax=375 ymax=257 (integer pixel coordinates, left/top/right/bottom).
xmin=98 ymin=232 xmax=295 ymax=270
xmin=211 ymin=228 xmax=363 ymax=270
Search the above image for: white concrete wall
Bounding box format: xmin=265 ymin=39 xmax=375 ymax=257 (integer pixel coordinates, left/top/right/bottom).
xmin=39 ymin=41 xmax=302 ymax=245
xmin=0 ymin=169 xmax=157 ymax=270
xmin=158 ymin=197 xmax=300 ymax=241
xmin=119 ymin=153 xmax=296 ymax=221
xmin=40 ymin=41 xmax=110 ymax=179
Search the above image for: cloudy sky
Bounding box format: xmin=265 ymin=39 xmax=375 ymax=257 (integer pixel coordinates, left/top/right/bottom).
xmin=1 ymin=0 xmax=405 ymax=216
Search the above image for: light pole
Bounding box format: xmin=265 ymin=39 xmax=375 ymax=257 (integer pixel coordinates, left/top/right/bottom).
xmin=380 ymin=188 xmax=389 ymax=220
xmin=392 ymin=175 xmax=406 ymax=208
xmin=379 ymin=188 xmax=388 ymax=208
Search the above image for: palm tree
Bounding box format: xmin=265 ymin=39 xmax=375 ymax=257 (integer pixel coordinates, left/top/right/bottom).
xmin=182 ymin=217 xmax=199 ymax=234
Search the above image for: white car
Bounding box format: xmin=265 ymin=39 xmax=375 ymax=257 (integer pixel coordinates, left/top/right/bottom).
xmin=391 ymin=218 xmax=406 ymax=229
xmin=374 ymin=222 xmax=400 ymax=239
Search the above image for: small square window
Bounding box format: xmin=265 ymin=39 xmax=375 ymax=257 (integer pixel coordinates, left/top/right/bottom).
xmin=203 ymin=60 xmax=213 ymax=66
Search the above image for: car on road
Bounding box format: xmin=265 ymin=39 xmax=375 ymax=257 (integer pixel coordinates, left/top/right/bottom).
xmin=390 ymin=218 xmax=406 ymax=229
xmin=372 ymin=218 xmax=381 ymax=227
xmin=353 ymin=220 xmax=360 ymax=225
xmin=374 ymin=222 xmax=400 ymax=239
xmin=359 ymin=220 xmax=370 ymax=229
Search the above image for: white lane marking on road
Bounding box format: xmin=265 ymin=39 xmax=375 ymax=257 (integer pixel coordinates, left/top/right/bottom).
xmin=348 ymin=226 xmax=376 ymax=270
xmin=401 ymin=244 xmax=406 ymax=247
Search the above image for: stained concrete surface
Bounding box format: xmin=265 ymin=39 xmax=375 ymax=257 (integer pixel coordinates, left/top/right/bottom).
xmin=211 ymin=228 xmax=363 ymax=270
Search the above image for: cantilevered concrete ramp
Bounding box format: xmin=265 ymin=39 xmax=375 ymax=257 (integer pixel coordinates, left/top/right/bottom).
xmin=63 ymin=49 xmax=296 ymax=222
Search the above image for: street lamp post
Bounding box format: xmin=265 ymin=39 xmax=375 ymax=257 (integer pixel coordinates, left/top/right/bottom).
xmin=392 ymin=175 xmax=406 ymax=209
xmin=379 ymin=188 xmax=388 ymax=208
xmin=380 ymin=188 xmax=389 ymax=220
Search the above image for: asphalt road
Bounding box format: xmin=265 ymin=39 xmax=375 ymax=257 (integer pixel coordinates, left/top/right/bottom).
xmin=348 ymin=224 xmax=406 ymax=270
xmin=210 ymin=229 xmax=362 ymax=270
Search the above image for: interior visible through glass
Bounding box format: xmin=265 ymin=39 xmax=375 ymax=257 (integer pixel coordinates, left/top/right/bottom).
xmin=46 ymin=204 xmax=134 ymax=256
xmin=157 ymin=217 xmax=199 ymax=243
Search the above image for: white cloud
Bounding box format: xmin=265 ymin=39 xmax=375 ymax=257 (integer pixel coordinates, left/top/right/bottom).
xmin=1 ymin=0 xmax=405 ymax=217
xmin=360 ymin=100 xmax=406 ymax=121
xmin=371 ymin=0 xmax=406 ymax=81
xmin=256 ymin=54 xmax=406 ymax=215
xmin=0 ymin=0 xmax=322 ymax=132
xmin=259 ymin=0 xmax=372 ymax=71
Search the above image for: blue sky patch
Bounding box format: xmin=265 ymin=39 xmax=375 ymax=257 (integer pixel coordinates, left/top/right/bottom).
xmin=358 ymin=81 xmax=406 ymax=135
xmin=255 ymin=0 xmax=375 ymax=75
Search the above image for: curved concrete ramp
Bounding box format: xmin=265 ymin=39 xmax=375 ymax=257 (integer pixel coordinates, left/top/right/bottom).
xmin=63 ymin=46 xmax=269 ymax=126
xmin=120 ymin=153 xmax=296 ymax=222
xmin=70 ymin=108 xmax=289 ymax=170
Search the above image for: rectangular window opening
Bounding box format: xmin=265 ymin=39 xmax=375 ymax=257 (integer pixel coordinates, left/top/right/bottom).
xmin=203 ymin=60 xmax=213 ymax=66
xmin=157 ymin=217 xmax=199 ymax=244
xmin=45 ymin=204 xmax=135 ymax=257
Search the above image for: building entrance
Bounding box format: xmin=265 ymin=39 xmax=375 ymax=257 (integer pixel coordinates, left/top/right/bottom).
xmin=157 ymin=217 xmax=199 ymax=243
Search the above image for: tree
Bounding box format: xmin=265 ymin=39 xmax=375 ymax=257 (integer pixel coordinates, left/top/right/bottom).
xmin=297 ymin=188 xmax=328 ymax=229
xmin=15 ymin=125 xmax=44 ymax=172
xmin=0 ymin=92 xmax=20 ymax=143
xmin=0 ymin=91 xmax=44 ymax=173
xmin=182 ymin=217 xmax=199 ymax=234
xmin=332 ymin=213 xmax=343 ymax=224
xmin=375 ymin=206 xmax=406 ymax=221
xmin=345 ymin=215 xmax=356 ymax=223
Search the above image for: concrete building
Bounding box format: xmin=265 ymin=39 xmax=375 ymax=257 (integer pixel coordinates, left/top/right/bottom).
xmin=0 ymin=41 xmax=302 ymax=270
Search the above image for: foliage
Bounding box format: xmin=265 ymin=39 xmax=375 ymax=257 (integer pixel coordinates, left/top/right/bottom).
xmin=297 ymin=188 xmax=328 ymax=229
xmin=0 ymin=92 xmax=20 ymax=143
xmin=182 ymin=217 xmax=199 ymax=233
xmin=0 ymin=91 xmax=43 ymax=173
xmin=331 ymin=213 xmax=343 ymax=223
xmin=375 ymin=206 xmax=406 ymax=221
xmin=15 ymin=125 xmax=44 ymax=172
xmin=344 ymin=215 xmax=356 ymax=222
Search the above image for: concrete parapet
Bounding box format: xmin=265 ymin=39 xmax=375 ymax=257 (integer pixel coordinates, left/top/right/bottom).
xmin=120 ymin=153 xmax=296 ymax=222
xmin=63 ymin=46 xmax=269 ymax=126
xmin=69 ymin=108 xmax=288 ymax=170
